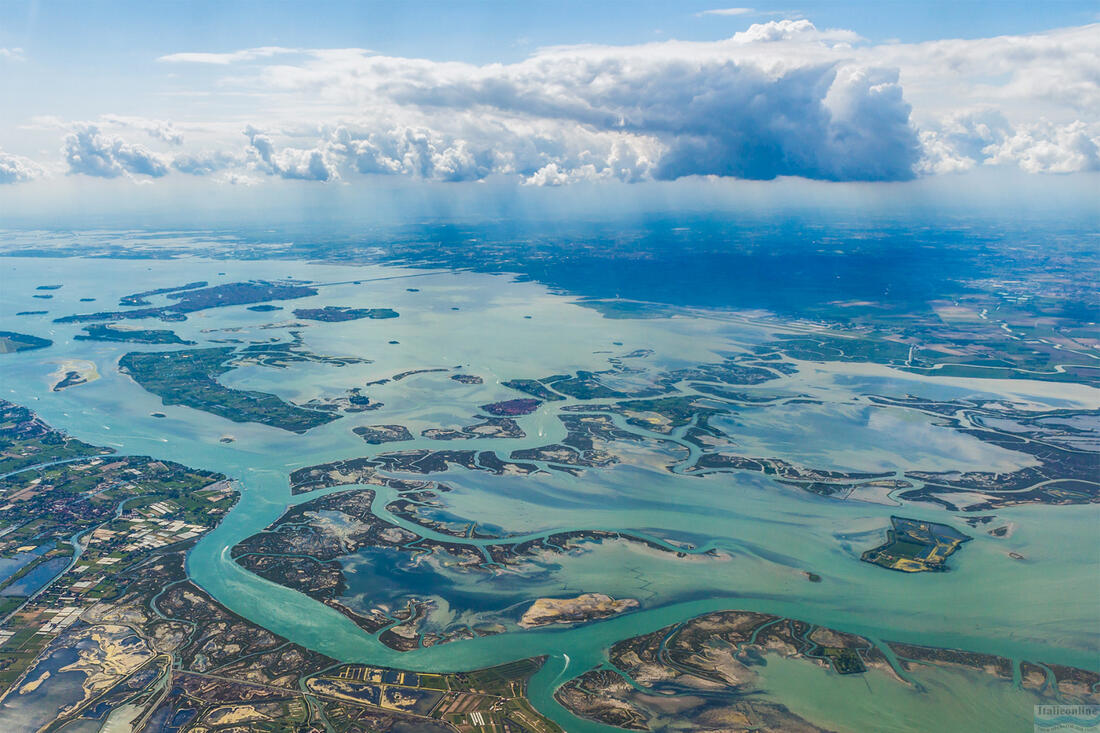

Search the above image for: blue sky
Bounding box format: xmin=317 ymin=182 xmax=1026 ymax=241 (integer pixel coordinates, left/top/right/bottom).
xmin=4 ymin=1 xmax=1096 ymax=63
xmin=0 ymin=1 xmax=1098 ymax=221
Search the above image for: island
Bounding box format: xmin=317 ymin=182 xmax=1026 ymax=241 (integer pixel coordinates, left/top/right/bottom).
xmin=353 ymin=424 xmax=414 ymax=444
xmin=479 ymin=398 xmax=541 ymax=416
xmin=118 ymin=347 xmax=339 ymax=433
xmin=74 ymin=323 xmax=196 ymax=344
xmin=55 ymin=280 xmax=318 ymax=323
xmin=50 ymin=360 xmax=99 ymax=391
xmin=861 ymin=516 xmax=971 ymax=572
xmin=293 ymin=306 xmax=399 ymax=321
xmin=422 ymin=416 xmax=525 ymax=440
xmin=118 ymin=280 xmax=207 ymax=306
xmin=555 ymin=608 xmax=1099 ymax=731
xmin=231 ymin=486 xmax=701 ymax=650
xmin=0 ymin=331 xmax=52 ymax=354
xmin=519 ymin=593 xmax=639 ymax=628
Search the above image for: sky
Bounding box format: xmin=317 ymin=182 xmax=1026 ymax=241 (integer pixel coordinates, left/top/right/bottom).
xmin=0 ymin=1 xmax=1098 ymax=223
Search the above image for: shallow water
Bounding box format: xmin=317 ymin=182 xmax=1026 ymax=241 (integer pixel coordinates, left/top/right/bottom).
xmin=2 ymin=255 xmax=1097 ymax=731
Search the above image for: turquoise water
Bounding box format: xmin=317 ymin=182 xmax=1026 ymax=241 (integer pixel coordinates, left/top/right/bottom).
xmin=2 ymin=256 xmax=1098 ymax=732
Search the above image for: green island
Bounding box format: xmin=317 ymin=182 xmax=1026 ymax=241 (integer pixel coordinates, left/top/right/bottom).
xmin=293 ymin=305 xmax=399 ymax=321
xmin=55 ymin=280 xmax=318 ymax=324
xmin=352 ymin=424 xmax=415 ymax=444
xmin=0 ymin=331 xmax=52 ymax=354
xmin=861 ymin=516 xmax=972 ymax=573
xmin=118 ymin=347 xmax=339 ymax=433
xmin=74 ymin=323 xmax=196 ymax=345
xmin=118 ymin=280 xmax=208 ymax=306
xmin=422 ymin=416 xmax=525 ymax=440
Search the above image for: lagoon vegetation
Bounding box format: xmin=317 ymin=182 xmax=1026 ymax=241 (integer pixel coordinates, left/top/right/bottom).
xmin=118 ymin=347 xmax=338 ymax=433
xmin=0 ymin=331 xmax=51 ymax=354
xmin=74 ymin=323 xmax=196 ymax=345
xmin=293 ymin=305 xmax=399 ymax=321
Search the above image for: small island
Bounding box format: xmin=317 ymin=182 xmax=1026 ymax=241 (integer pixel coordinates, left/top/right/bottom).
xmin=74 ymin=323 xmax=196 ymax=345
xmin=119 ymin=280 xmax=208 ymax=306
xmin=422 ymin=417 xmax=524 ymax=440
xmin=50 ymin=360 xmax=99 ymax=391
xmin=519 ymin=593 xmax=639 ymax=628
xmin=861 ymin=516 xmax=971 ymax=573
xmin=479 ymin=398 xmax=542 ymax=416
xmin=352 ymin=424 xmax=415 ymax=444
xmin=0 ymin=331 xmax=52 ymax=353
xmin=56 ymin=280 xmax=317 ymax=323
xmin=293 ymin=306 xmax=399 ymax=322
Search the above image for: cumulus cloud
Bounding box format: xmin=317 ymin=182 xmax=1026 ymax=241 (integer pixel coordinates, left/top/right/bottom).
xmin=63 ymin=124 xmax=170 ymax=178
xmin=171 ymin=150 xmax=242 ymax=175
xmin=0 ymin=47 xmax=25 ymax=61
xmin=100 ymin=115 xmax=185 ymax=145
xmin=235 ymin=20 xmax=913 ymax=182
xmin=333 ymin=126 xmax=483 ymax=181
xmin=0 ymin=150 xmax=44 ymax=184
xmin=917 ymin=110 xmax=1100 ymax=174
xmin=25 ymin=20 xmax=1100 ymax=185
xmin=245 ymin=126 xmax=337 ymax=181
xmin=328 ymin=120 xmax=659 ymax=183
xmin=983 ymin=121 xmax=1100 ymax=173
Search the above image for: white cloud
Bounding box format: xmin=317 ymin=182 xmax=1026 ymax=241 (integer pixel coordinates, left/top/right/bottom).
xmin=100 ymin=115 xmax=185 ymax=145
xmin=0 ymin=47 xmax=25 ymax=62
xmin=868 ymin=24 xmax=1100 ymax=123
xmin=0 ymin=150 xmax=44 ymax=184
xmin=917 ymin=109 xmax=1100 ymax=174
xmin=171 ymin=150 xmax=243 ymax=175
xmin=22 ymin=20 xmax=1099 ymax=185
xmin=230 ymin=21 xmax=911 ymax=182
xmin=983 ymin=120 xmax=1100 ymax=173
xmin=697 ymin=8 xmax=755 ymax=17
xmin=157 ymin=46 xmax=301 ymax=65
xmin=63 ymin=124 xmax=170 ymax=178
xmin=328 ymin=121 xmax=659 ymax=184
xmin=245 ymin=126 xmax=337 ymax=181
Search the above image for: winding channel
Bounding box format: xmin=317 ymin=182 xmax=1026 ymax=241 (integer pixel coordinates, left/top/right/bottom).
xmin=3 ymin=256 xmax=1097 ymax=731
